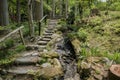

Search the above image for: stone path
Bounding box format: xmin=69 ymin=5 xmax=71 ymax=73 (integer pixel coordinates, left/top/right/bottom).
xmin=1 ymin=20 xmax=61 ymax=80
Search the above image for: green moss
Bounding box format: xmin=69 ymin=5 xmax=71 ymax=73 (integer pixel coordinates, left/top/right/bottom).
xmin=38 ymin=58 xmax=47 ymax=65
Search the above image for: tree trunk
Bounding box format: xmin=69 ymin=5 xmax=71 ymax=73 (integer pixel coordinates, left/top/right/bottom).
xmin=0 ymin=0 xmax=9 ymax=26
xmin=34 ymin=1 xmax=40 ymax=21
xmin=65 ymin=0 xmax=68 ymax=18
xmin=109 ymin=65 xmax=120 ymax=80
xmin=59 ymin=0 xmax=62 ymax=16
xmin=16 ymin=0 xmax=21 ymax=24
xmin=28 ymin=0 xmax=34 ymax=36
xmin=52 ymin=0 xmax=55 ymax=18
xmin=40 ymin=0 xmax=43 ymax=19
xmin=34 ymin=0 xmax=43 ymax=21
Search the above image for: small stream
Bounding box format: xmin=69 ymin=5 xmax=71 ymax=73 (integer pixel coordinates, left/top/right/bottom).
xmin=55 ymin=36 xmax=80 ymax=80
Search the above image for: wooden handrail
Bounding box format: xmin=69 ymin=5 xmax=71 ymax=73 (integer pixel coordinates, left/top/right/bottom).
xmin=0 ymin=26 xmax=25 ymax=45
xmin=38 ymin=15 xmax=47 ymax=36
xmin=39 ymin=15 xmax=47 ymax=23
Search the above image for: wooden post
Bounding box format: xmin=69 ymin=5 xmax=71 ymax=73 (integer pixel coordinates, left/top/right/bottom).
xmin=19 ymin=29 xmax=25 ymax=45
xmin=44 ymin=16 xmax=47 ymax=25
xmin=39 ymin=22 xmax=41 ymax=36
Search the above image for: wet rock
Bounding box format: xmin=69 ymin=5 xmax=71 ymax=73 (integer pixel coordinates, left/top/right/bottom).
xmin=64 ymin=73 xmax=80 ymax=80
xmin=80 ymin=61 xmax=91 ymax=78
xmin=0 ymin=69 xmax=7 ymax=75
xmin=74 ymin=73 xmax=81 ymax=80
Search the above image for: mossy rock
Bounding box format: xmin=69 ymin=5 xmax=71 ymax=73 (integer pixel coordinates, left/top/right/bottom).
xmin=71 ymin=38 xmax=81 ymax=56
xmin=39 ymin=51 xmax=59 ymax=58
xmin=40 ymin=58 xmax=63 ymax=79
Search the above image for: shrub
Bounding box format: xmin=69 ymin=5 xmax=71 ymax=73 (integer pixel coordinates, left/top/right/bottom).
xmin=77 ymin=29 xmax=88 ymax=42
xmin=5 ymin=38 xmax=14 ymax=48
xmin=88 ymin=16 xmax=102 ymax=27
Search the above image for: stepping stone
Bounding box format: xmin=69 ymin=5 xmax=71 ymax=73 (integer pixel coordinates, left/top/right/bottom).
xmin=14 ymin=56 xmax=40 ymax=65
xmin=41 ymin=38 xmax=51 ymax=42
xmin=43 ymin=33 xmax=53 ymax=36
xmin=39 ymin=45 xmax=46 ymax=49
xmin=45 ymin=30 xmax=54 ymax=33
xmin=22 ymin=51 xmax=39 ymax=57
xmin=37 ymin=41 xmax=48 ymax=45
xmin=46 ymin=28 xmax=54 ymax=30
xmin=43 ymin=35 xmax=52 ymax=39
xmin=7 ymin=66 xmax=40 ymax=75
xmin=26 ymin=45 xmax=39 ymax=50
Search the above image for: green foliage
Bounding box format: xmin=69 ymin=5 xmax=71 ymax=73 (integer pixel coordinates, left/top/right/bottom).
xmin=0 ymin=26 xmax=5 ymax=30
xmin=43 ymin=1 xmax=52 ymax=11
xmin=90 ymin=47 xmax=101 ymax=56
xmin=38 ymin=58 xmax=47 ymax=64
xmin=77 ymin=29 xmax=88 ymax=42
xmin=102 ymin=52 xmax=120 ymax=64
xmin=15 ymin=44 xmax=25 ymax=52
xmin=5 ymin=38 xmax=14 ymax=48
xmin=93 ymin=26 xmax=104 ymax=35
xmin=22 ymin=22 xmax=30 ymax=36
xmin=81 ymin=48 xmax=88 ymax=58
xmin=109 ymin=2 xmax=120 ymax=11
xmin=67 ymin=32 xmax=77 ymax=40
xmin=88 ymin=16 xmax=102 ymax=27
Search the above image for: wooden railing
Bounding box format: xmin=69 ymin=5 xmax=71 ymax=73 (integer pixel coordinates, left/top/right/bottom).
xmin=0 ymin=15 xmax=47 ymax=45
xmin=38 ymin=15 xmax=47 ymax=36
xmin=0 ymin=26 xmax=25 ymax=45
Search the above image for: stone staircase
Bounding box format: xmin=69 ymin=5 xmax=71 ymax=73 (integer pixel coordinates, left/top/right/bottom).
xmin=2 ymin=20 xmax=59 ymax=80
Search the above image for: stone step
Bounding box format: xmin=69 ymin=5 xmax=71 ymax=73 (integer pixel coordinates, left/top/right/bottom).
xmin=43 ymin=35 xmax=52 ymax=39
xmin=25 ymin=45 xmax=39 ymax=50
xmin=7 ymin=66 xmax=40 ymax=75
xmin=40 ymin=38 xmax=51 ymax=42
xmin=43 ymin=33 xmax=53 ymax=36
xmin=46 ymin=28 xmax=54 ymax=31
xmin=26 ymin=45 xmax=46 ymax=50
xmin=45 ymin=30 xmax=54 ymax=33
xmin=14 ymin=56 xmax=40 ymax=65
xmin=37 ymin=41 xmax=48 ymax=45
xmin=21 ymin=51 xmax=39 ymax=57
xmin=44 ymin=33 xmax=53 ymax=36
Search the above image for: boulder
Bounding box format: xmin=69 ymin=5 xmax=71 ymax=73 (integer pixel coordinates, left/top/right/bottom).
xmin=71 ymin=38 xmax=81 ymax=56
xmin=40 ymin=58 xmax=63 ymax=79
